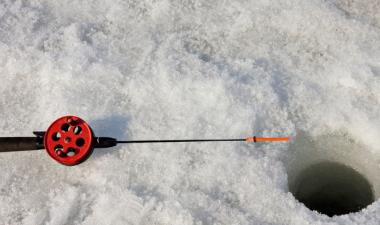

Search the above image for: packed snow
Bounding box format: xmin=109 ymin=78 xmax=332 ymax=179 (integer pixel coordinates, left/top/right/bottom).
xmin=0 ymin=0 xmax=380 ymax=224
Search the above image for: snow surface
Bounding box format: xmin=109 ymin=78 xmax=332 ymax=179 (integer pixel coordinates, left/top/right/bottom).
xmin=0 ymin=0 xmax=380 ymax=224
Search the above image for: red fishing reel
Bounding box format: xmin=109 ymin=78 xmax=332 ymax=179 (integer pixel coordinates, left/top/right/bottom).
xmin=44 ymin=115 xmax=95 ymax=166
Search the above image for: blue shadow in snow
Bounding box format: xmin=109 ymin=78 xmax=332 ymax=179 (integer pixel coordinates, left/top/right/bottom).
xmin=89 ymin=115 xmax=130 ymax=140
xmin=88 ymin=115 xmax=131 ymax=159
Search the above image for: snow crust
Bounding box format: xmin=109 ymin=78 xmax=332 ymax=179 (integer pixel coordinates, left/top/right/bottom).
xmin=0 ymin=0 xmax=380 ymax=224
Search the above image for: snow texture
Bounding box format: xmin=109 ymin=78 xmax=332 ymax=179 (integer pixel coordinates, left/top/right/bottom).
xmin=0 ymin=0 xmax=380 ymax=224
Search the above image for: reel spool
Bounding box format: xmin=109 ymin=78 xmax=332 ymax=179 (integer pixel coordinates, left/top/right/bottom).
xmin=44 ymin=116 xmax=94 ymax=166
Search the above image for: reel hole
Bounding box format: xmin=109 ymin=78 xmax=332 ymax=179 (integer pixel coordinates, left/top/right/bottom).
xmin=61 ymin=123 xmax=70 ymax=132
xmin=76 ymin=138 xmax=85 ymax=147
xmin=54 ymin=144 xmax=64 ymax=157
xmin=52 ymin=132 xmax=61 ymax=141
xmin=67 ymin=148 xmax=77 ymax=157
xmin=73 ymin=126 xmax=82 ymax=135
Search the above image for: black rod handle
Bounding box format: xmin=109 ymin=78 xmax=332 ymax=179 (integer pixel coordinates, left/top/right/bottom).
xmin=0 ymin=137 xmax=44 ymax=152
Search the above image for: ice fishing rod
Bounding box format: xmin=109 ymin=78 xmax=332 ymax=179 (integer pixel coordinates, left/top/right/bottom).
xmin=0 ymin=115 xmax=290 ymax=166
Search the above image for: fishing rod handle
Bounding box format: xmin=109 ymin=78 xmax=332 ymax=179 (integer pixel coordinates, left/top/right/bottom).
xmin=0 ymin=137 xmax=44 ymax=152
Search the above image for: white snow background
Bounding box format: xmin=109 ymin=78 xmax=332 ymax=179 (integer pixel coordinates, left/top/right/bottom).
xmin=0 ymin=0 xmax=380 ymax=224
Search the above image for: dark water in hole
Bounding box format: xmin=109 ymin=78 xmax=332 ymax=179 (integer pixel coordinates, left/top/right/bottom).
xmin=290 ymin=162 xmax=374 ymax=217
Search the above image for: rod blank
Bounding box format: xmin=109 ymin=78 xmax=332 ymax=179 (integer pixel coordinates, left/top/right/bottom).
xmin=117 ymin=138 xmax=245 ymax=144
xmin=117 ymin=136 xmax=290 ymax=144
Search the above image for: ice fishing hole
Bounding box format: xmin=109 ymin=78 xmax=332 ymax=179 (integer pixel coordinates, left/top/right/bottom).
xmin=286 ymin=132 xmax=379 ymax=217
xmin=76 ymin=138 xmax=85 ymax=147
xmin=290 ymin=161 xmax=374 ymax=217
